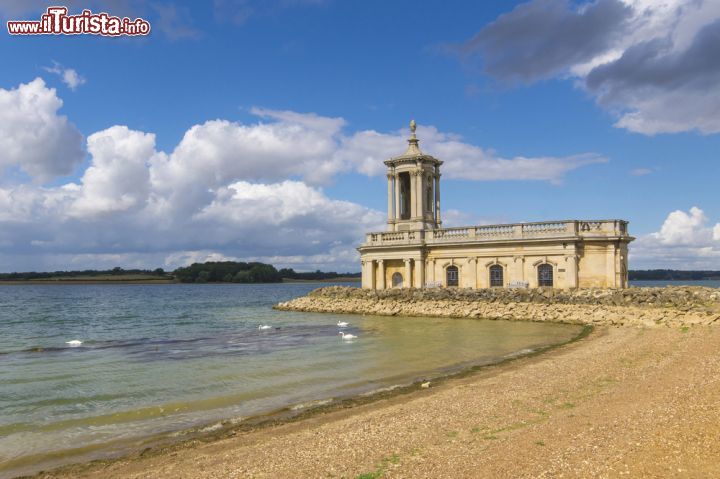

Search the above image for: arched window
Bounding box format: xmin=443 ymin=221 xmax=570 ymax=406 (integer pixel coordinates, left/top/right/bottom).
xmin=489 ymin=265 xmax=503 ymax=287
xmin=538 ymin=264 xmax=553 ymax=287
xmin=426 ymin=185 xmax=433 ymax=215
xmin=446 ymin=265 xmax=459 ymax=287
xmin=391 ymin=272 xmax=403 ymax=288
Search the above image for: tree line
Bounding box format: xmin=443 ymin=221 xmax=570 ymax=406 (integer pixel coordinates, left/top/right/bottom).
xmin=628 ymin=270 xmax=720 ymax=280
xmin=278 ymin=268 xmax=361 ymax=281
xmin=173 ymin=262 xmax=282 ymax=283
xmin=0 ymin=263 xmax=360 ymax=284
xmin=0 ymin=267 xmax=166 ymax=280
xmin=170 ymin=264 xmax=360 ymax=283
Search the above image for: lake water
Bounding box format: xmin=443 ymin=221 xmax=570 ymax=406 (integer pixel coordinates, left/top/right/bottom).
xmin=630 ymin=280 xmax=720 ymax=288
xmin=0 ymin=283 xmax=583 ymax=477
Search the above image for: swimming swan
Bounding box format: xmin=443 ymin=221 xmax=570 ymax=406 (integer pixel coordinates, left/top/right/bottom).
xmin=337 ymin=321 xmax=349 ymax=328
xmin=258 ymin=325 xmax=272 ymax=330
xmin=339 ymin=332 xmax=357 ymax=340
xmin=65 ymin=340 xmax=83 ymax=347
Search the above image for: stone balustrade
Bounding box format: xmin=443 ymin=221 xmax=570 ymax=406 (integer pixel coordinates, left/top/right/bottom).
xmin=363 ymin=220 xmax=629 ymax=247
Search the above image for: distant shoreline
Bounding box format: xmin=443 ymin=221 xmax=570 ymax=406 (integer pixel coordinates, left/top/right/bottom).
xmin=0 ymin=279 xmax=175 ymax=285
xmin=0 ymin=277 xmax=360 ymax=285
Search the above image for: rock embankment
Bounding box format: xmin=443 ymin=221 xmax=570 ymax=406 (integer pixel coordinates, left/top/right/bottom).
xmin=275 ymin=286 xmax=720 ymax=328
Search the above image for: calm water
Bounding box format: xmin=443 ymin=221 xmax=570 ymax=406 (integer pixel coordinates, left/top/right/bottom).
xmin=630 ymin=280 xmax=720 ymax=288
xmin=0 ymin=283 xmax=582 ymax=477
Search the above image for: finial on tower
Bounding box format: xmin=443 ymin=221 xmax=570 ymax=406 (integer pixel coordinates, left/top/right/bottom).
xmin=404 ymin=119 xmax=422 ymax=156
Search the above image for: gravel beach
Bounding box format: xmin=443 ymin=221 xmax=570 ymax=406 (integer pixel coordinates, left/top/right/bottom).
xmin=38 ymin=324 xmax=720 ymax=478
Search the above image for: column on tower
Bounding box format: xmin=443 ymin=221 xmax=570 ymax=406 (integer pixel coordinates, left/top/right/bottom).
xmin=386 ymin=172 xmax=394 ymax=226
xmin=434 ymin=166 xmax=442 ymax=226
xmin=394 ymin=173 xmax=401 ymax=224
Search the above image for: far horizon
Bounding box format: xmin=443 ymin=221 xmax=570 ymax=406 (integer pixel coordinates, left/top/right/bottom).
xmin=2 ymin=264 xmax=720 ymax=278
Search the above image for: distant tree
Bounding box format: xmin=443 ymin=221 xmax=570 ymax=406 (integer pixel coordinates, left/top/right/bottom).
xmin=196 ymin=271 xmax=210 ymax=283
xmin=278 ymin=268 xmax=296 ymax=278
xmin=232 ymin=271 xmax=251 ymax=283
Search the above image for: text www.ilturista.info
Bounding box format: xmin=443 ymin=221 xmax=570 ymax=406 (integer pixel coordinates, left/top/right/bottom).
xmin=7 ymin=7 xmax=150 ymax=36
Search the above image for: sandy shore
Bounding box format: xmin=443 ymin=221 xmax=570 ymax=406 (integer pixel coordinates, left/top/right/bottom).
xmin=36 ymin=324 xmax=720 ymax=479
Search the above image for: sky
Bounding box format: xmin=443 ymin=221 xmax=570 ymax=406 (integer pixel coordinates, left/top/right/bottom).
xmin=0 ymin=0 xmax=719 ymax=273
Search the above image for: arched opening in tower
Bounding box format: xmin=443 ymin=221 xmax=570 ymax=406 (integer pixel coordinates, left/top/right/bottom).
xmin=399 ymin=172 xmax=411 ymax=220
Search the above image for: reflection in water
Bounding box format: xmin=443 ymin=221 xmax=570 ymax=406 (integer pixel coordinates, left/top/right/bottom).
xmin=0 ymin=283 xmax=582 ymax=477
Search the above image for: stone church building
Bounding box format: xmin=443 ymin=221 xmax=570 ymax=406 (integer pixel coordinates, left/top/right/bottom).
xmin=358 ymin=121 xmax=634 ymax=290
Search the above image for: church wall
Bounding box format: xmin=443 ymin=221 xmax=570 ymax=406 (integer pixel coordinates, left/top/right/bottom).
xmin=360 ymin=237 xmax=629 ymax=290
xmin=578 ymin=243 xmax=614 ymax=288
xmin=424 ymin=241 xmax=581 ymax=289
xmin=383 ymin=259 xmax=406 ymax=288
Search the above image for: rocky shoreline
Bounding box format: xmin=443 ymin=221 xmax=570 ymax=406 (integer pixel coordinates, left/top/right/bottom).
xmin=275 ymin=286 xmax=720 ymax=328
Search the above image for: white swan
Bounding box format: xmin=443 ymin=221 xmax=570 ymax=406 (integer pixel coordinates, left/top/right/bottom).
xmin=337 ymin=321 xmax=349 ymax=328
xmin=339 ymin=332 xmax=357 ymax=340
xmin=258 ymin=325 xmax=272 ymax=330
xmin=65 ymin=339 xmax=83 ymax=347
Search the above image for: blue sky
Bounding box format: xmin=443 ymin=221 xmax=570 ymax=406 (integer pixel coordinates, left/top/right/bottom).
xmin=1 ymin=0 xmax=719 ymax=272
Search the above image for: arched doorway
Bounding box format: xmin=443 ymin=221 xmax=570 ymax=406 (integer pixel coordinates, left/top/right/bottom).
xmin=446 ymin=265 xmax=459 ymax=287
xmin=489 ymin=265 xmax=503 ymax=287
xmin=391 ymin=272 xmax=403 ymax=288
xmin=538 ymin=264 xmax=554 ymax=287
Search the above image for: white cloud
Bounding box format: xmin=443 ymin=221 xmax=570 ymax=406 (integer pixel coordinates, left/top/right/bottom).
xmin=463 ymin=0 xmax=720 ymax=135
xmin=0 ymin=78 xmax=84 ymax=182
xmin=630 ymin=168 xmax=653 ymax=176
xmin=651 ymin=207 xmax=710 ymax=246
xmin=152 ymin=109 xmax=345 ymax=191
xmin=336 ymin=124 xmax=607 ymax=182
xmin=71 ymin=126 xmax=157 ymax=217
xmin=0 ymin=84 xmax=606 ymax=272
xmin=44 ymin=62 xmax=86 ymax=90
xmin=0 ymin=112 xmax=386 ymax=270
xmin=631 ymin=207 xmax=720 ymax=269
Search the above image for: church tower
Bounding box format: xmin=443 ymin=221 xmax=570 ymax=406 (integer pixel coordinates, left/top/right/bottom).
xmin=385 ymin=120 xmax=443 ymax=231
xmin=360 ymin=119 xmax=633 ymax=291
